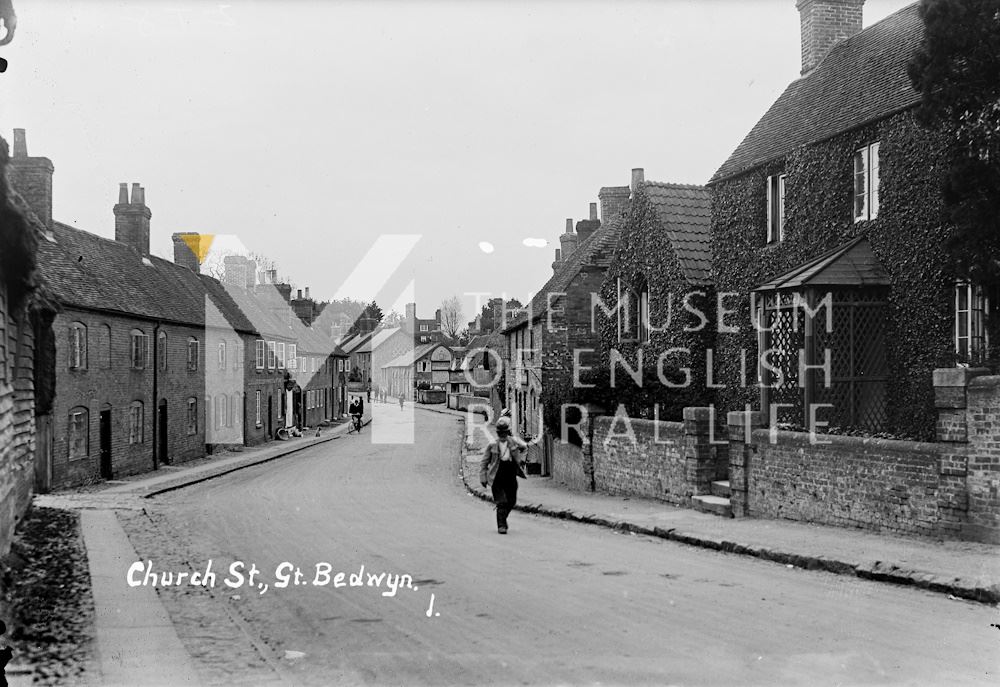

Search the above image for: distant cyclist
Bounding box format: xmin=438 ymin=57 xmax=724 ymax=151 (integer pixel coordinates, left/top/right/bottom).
xmin=349 ymin=395 xmax=364 ymax=433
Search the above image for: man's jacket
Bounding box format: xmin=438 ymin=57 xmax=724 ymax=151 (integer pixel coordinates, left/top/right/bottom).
xmin=479 ymin=437 xmax=527 ymax=486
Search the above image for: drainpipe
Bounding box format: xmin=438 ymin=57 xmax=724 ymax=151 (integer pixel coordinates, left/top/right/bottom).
xmin=152 ymin=322 xmax=160 ymax=471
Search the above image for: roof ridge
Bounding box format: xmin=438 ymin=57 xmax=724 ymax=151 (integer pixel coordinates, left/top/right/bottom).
xmin=642 ymin=180 xmax=708 ymax=191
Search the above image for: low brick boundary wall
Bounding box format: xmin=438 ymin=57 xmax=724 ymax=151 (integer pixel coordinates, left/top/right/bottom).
xmin=550 ymin=441 xmax=592 ymax=492
xmin=447 ymin=393 xmax=491 ymax=415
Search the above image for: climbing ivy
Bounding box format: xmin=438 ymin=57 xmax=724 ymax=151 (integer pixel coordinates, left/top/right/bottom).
xmin=711 ymin=111 xmax=971 ymax=440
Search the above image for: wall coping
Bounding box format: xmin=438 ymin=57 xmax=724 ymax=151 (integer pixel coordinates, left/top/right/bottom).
xmin=749 ymin=428 xmax=969 ymax=456
xmin=968 ymin=375 xmax=1000 ymax=390
xmin=595 ymin=415 xmax=685 ymax=434
xmin=933 ymin=367 xmax=991 ymax=388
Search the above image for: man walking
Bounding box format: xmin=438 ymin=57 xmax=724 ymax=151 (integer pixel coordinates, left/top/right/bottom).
xmin=479 ymin=417 xmax=526 ymax=534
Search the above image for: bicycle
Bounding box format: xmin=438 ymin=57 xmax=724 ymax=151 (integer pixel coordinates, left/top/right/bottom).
xmin=348 ymin=413 xmax=364 ymax=434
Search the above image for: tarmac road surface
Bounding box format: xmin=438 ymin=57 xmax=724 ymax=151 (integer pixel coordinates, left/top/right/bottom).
xmin=145 ymin=404 xmax=998 ymax=686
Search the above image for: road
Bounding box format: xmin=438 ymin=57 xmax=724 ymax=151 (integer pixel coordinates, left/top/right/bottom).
xmin=129 ymin=404 xmax=997 ymax=686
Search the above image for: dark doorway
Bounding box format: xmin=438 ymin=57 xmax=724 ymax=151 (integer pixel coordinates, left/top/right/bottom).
xmin=267 ymin=396 xmax=273 ymax=439
xmin=99 ymin=408 xmax=113 ymax=479
xmin=158 ymin=400 xmax=169 ymax=465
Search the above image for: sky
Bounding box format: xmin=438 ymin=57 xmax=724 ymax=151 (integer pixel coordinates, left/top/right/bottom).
xmin=1 ymin=0 xmax=916 ymax=323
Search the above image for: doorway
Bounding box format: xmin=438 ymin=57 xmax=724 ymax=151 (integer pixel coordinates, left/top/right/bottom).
xmin=100 ymin=407 xmax=113 ymax=479
xmin=158 ymin=399 xmax=169 ymax=465
xmin=267 ymin=395 xmax=273 ymax=439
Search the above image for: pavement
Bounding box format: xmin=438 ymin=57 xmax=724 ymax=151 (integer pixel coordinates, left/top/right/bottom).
xmin=419 ymin=404 xmax=1000 ymax=606
xmin=31 ymin=415 xmax=361 ymax=687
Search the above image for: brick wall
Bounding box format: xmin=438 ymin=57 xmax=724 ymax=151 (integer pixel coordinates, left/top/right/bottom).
xmin=744 ymin=429 xmax=957 ymax=537
xmin=551 ymin=440 xmax=592 ymax=492
xmin=591 ymin=412 xmax=723 ymax=506
xmin=49 ymin=309 xmax=208 ymax=486
xmin=965 ymin=376 xmax=1000 ymax=542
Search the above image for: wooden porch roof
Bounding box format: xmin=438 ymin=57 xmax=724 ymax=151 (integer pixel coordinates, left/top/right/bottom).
xmin=755 ymin=236 xmax=890 ymax=292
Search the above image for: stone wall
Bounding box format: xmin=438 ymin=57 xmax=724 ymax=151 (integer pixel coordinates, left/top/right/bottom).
xmin=550 ymin=440 xmax=592 ymax=492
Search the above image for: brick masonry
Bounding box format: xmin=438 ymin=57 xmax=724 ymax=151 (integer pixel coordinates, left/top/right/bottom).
xmin=550 ymin=440 xmax=592 ymax=492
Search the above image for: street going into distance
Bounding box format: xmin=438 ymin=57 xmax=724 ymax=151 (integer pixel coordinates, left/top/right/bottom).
xmin=116 ymin=405 xmax=995 ymax=686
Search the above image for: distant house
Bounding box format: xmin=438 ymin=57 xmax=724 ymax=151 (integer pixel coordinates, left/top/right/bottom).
xmin=382 ymin=342 xmax=453 ymax=400
xmin=502 ymin=184 xmax=631 ymax=469
xmin=708 ymin=0 xmax=966 ymax=439
xmin=0 ymin=130 xmax=48 ymax=549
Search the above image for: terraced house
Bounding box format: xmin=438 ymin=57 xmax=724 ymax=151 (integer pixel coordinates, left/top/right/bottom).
xmin=708 ymin=0 xmax=974 ymax=439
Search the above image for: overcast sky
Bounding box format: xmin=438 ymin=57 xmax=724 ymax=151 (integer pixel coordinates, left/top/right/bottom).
xmin=1 ymin=0 xmax=915 ymax=322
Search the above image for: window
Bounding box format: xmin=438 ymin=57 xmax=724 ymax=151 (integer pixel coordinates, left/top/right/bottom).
xmin=128 ymin=401 xmax=144 ymax=444
xmin=234 ymin=339 xmax=242 ymax=370
xmin=638 ymin=281 xmax=650 ymax=344
xmin=130 ymin=330 xmax=148 ymax=369
xmin=289 ymin=344 xmax=297 ymax=370
xmin=956 ymin=282 xmax=989 ymax=364
xmin=69 ymin=323 xmax=88 ymax=370
xmin=616 ymin=277 xmax=640 ymax=341
xmin=187 ymin=398 xmax=198 ymax=435
xmin=767 ymin=173 xmax=787 ymax=243
xmin=420 ymin=324 xmax=429 ymax=332
xmin=267 ymin=341 xmax=277 ymax=369
xmin=311 ymin=357 xmax=316 ymax=373
xmin=68 ymin=407 xmax=89 ymax=459
xmin=217 ymin=394 xmax=228 ymax=428
xmin=854 ymin=142 xmax=880 ymax=222
xmin=218 ymin=341 xmax=227 ymax=370
xmin=231 ymin=393 xmax=241 ymax=427
xmin=157 ymin=331 xmax=168 ymax=371
xmin=277 ymin=342 xmax=286 ymax=369
xmin=255 ymin=339 xmax=265 ymax=370
xmin=255 ymin=390 xmax=263 ymax=426
xmin=187 ymin=338 xmax=199 ymax=371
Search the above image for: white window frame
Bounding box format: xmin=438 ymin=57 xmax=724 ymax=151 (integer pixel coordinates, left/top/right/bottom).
xmin=266 ymin=341 xmax=277 ymax=370
xmin=255 ymin=390 xmax=263 ymax=426
xmin=129 ymin=401 xmax=144 ymax=444
xmin=289 ymin=344 xmax=298 ymax=370
xmin=420 ymin=324 xmax=429 ymax=332
xmin=255 ymin=339 xmax=265 ymax=370
xmin=218 ymin=341 xmax=227 ymax=370
xmin=130 ymin=331 xmax=148 ymax=369
xmin=767 ymin=173 xmax=787 ymax=243
xmin=69 ymin=323 xmax=87 ymax=370
xmin=187 ymin=398 xmax=198 ymax=435
xmin=278 ymin=342 xmax=286 ymax=369
xmin=955 ymin=282 xmax=989 ymax=364
xmin=68 ymin=408 xmax=89 ymax=459
xmin=854 ymin=142 xmax=880 ymax=222
xmin=187 ymin=338 xmax=199 ymax=371
xmin=639 ymin=286 xmax=650 ymax=344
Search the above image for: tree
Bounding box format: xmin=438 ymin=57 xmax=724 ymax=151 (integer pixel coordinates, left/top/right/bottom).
xmin=476 ymin=297 xmax=523 ymax=333
xmin=347 ymin=300 xmax=384 ymax=337
xmin=202 ymin=249 xmax=277 ymax=283
xmin=383 ymin=310 xmax=404 ymax=327
xmin=908 ymin=0 xmax=1000 ymax=285
xmin=439 ymin=295 xmax=463 ymax=339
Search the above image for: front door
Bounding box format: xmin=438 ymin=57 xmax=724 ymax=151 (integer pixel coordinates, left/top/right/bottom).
xmin=99 ymin=409 xmax=113 ymax=479
xmin=158 ymin=400 xmax=169 ymax=465
xmin=267 ymin=396 xmax=273 ymax=438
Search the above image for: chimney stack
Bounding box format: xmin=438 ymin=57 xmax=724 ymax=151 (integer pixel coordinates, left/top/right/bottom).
xmin=7 ymin=129 xmax=55 ymax=231
xmin=797 ymin=0 xmax=864 ymax=75
xmin=552 ymin=248 xmax=563 ymax=275
xmin=297 ymin=289 xmax=303 ymax=300
xmin=172 ymin=232 xmax=201 ymax=273
xmin=114 ymin=181 xmax=152 ymax=255
xmin=589 ymin=202 xmax=598 ymax=221
xmin=305 ymin=287 xmax=310 ymax=300
xmin=223 ymin=255 xmax=249 ymax=289
xmin=599 ymin=185 xmax=631 ymax=225
xmin=560 ymin=218 xmax=578 ymax=261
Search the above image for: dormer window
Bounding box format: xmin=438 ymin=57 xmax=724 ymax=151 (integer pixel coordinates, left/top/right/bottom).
xmin=767 ymin=174 xmax=786 ymax=243
xmin=854 ymin=142 xmax=880 ymax=222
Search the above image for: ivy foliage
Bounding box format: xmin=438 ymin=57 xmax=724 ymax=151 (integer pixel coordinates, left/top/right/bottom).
xmin=711 ymin=113 xmax=958 ymax=440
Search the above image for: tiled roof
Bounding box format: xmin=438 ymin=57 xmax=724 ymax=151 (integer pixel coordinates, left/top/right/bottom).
xmin=642 ymin=182 xmax=712 ymax=285
xmin=39 ymin=222 xmax=217 ymax=327
xmin=503 ymin=221 xmax=621 ymax=333
xmin=368 ymin=326 xmax=403 ymax=351
xmin=755 ymin=235 xmax=890 ymax=291
xmin=710 ymin=3 xmax=923 ymax=183
xmin=341 ymin=331 xmax=374 ymax=355
xmin=382 ymin=342 xmax=448 ymax=369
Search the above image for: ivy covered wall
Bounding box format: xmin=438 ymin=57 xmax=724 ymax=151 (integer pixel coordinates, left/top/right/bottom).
xmin=583 ymin=188 xmax=715 ymax=421
xmin=710 ymin=110 xmax=960 ymax=440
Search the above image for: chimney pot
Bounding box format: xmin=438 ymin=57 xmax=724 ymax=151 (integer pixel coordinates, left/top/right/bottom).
xmin=172 ymin=232 xmax=200 ymax=273
xmin=565 ymin=218 xmax=574 ymax=234
xmin=117 ymin=182 xmax=128 ymax=205
xmin=589 ymin=202 xmax=598 ymax=221
xmin=297 ymin=289 xmax=303 ymax=300
xmin=12 ymin=129 xmax=26 ymax=158
xmin=555 ymin=248 xmax=561 ymax=261
xmin=631 ymin=168 xmax=645 ymax=191
xmin=305 ymin=287 xmax=310 ymax=300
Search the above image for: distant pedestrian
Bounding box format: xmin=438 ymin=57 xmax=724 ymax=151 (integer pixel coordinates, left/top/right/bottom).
xmin=398 ymin=394 xmax=405 ymax=410
xmin=479 ymin=417 xmax=526 ymax=534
